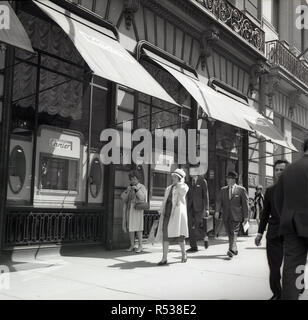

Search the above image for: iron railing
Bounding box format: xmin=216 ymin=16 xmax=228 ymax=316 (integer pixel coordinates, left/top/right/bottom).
xmin=194 ymin=0 xmax=265 ymax=52
xmin=4 ymin=210 xmax=104 ymax=246
xmin=143 ymin=211 xmax=159 ymax=238
xmin=266 ymin=40 xmax=308 ymax=88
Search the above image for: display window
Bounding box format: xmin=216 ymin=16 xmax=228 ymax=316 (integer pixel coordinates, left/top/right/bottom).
xmin=7 ymin=5 xmax=109 ymax=208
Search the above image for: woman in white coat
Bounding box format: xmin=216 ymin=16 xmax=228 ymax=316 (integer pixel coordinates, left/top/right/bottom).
xmin=156 ymin=168 xmax=189 ymax=265
xmin=121 ymin=170 xmax=147 ymax=253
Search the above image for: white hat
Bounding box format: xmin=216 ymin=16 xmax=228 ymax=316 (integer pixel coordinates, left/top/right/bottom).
xmin=171 ymin=168 xmax=186 ymax=181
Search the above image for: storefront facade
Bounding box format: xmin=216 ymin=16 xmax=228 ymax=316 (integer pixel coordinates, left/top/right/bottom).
xmin=0 ymin=0 xmax=303 ymax=251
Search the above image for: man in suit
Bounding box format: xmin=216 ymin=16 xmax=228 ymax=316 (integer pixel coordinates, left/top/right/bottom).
xmin=215 ymin=171 xmax=249 ymax=258
xmin=255 ymin=160 xmax=289 ymax=300
xmin=186 ymin=168 xmax=210 ymax=252
xmin=275 ymin=140 xmax=308 ymax=300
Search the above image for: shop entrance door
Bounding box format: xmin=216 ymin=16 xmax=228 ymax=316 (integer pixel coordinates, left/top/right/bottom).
xmin=215 ymin=155 xmax=239 ymax=198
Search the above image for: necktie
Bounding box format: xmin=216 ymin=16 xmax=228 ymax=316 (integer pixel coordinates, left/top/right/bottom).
xmin=229 ymin=186 xmax=233 ymax=200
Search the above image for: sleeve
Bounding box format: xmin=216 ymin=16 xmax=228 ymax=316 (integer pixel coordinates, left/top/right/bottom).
xmin=241 ymin=187 xmax=249 ymax=219
xmin=202 ymin=179 xmax=210 ymax=212
xmin=121 ymin=187 xmax=130 ymax=203
xmin=135 ymin=185 xmax=147 ymax=202
xmin=216 ymin=188 xmax=223 ymax=212
xmin=274 ymin=175 xmax=284 ymax=216
xmin=258 ymin=188 xmax=271 ymax=234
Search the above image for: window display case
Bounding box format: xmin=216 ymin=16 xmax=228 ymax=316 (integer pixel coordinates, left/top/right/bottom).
xmin=33 ymin=125 xmax=86 ymax=207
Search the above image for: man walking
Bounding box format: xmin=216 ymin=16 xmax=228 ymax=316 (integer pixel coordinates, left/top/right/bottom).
xmin=186 ymin=168 xmax=210 ymax=252
xmin=215 ymin=171 xmax=249 ymax=259
xmin=275 ymin=140 xmax=308 ymax=300
xmin=255 ymin=160 xmax=289 ymax=300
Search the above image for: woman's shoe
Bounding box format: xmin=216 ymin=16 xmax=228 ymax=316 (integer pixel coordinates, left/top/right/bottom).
xmin=126 ymin=247 xmax=135 ymax=252
xmin=157 ymin=260 xmax=168 ymax=266
xmin=135 ymin=247 xmax=143 ymax=253
xmin=181 ymin=255 xmax=187 ymax=263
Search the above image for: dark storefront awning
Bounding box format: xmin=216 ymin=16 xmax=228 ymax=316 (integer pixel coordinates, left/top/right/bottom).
xmin=0 ymin=1 xmax=34 ymax=52
xmin=143 ymin=49 xmax=297 ymax=151
xmin=33 ymin=0 xmax=177 ymax=106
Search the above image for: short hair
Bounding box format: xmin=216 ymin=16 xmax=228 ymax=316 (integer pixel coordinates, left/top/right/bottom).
xmin=274 ymin=159 xmax=289 ymax=169
xmin=128 ymin=170 xmax=141 ymax=181
xmin=304 ymin=139 xmax=308 ymax=153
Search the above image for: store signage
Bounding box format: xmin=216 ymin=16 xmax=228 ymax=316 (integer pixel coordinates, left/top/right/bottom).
xmin=38 ymin=127 xmax=81 ymax=159
xmin=49 ymin=139 xmax=73 ymax=151
xmin=153 ymin=153 xmax=174 ymax=172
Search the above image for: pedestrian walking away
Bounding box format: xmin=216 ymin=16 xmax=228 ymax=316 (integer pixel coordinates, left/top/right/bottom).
xmin=255 ymin=160 xmax=289 ymax=300
xmin=275 ymin=140 xmax=308 ymax=300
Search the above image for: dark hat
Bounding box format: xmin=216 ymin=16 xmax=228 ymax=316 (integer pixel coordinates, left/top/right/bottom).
xmin=226 ymin=171 xmax=238 ymax=179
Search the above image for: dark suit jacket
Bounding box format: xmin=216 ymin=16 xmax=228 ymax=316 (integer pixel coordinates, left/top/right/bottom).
xmin=275 ymin=155 xmax=308 ymax=237
xmin=187 ymin=178 xmax=209 ymax=214
xmin=258 ymin=185 xmax=281 ymax=239
xmin=217 ymin=184 xmax=249 ymax=222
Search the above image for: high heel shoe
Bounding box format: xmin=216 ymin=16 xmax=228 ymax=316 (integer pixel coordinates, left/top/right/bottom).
xmin=157 ymin=260 xmax=168 ymax=266
xmin=181 ymin=255 xmax=187 ymax=263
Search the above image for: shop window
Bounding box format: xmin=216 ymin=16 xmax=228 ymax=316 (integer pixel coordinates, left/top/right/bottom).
xmin=39 ymin=155 xmax=78 ymax=192
xmin=89 ymin=158 xmax=102 ymax=198
xmin=116 ymin=88 xmax=135 ymax=129
xmin=152 ymin=172 xmax=168 ymax=197
xmin=8 ymin=146 xmax=26 ymax=194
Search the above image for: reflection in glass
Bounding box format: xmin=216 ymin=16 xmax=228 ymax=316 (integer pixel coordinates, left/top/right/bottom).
xmin=89 ymin=158 xmax=102 ymax=198
xmin=39 ymin=155 xmax=78 ymax=191
xmin=9 ymin=146 xmax=26 ymax=194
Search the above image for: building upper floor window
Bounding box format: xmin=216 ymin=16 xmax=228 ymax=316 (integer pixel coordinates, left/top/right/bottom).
xmin=262 ymin=0 xmax=279 ymax=30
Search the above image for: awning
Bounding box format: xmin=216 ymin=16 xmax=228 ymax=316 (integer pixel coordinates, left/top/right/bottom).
xmin=33 ymin=0 xmax=177 ymax=105
xmin=197 ymin=80 xmax=298 ymax=151
xmin=143 ymin=50 xmax=297 ymax=151
xmin=0 ymin=1 xmax=34 ymax=52
xmin=143 ymin=49 xmax=252 ymax=132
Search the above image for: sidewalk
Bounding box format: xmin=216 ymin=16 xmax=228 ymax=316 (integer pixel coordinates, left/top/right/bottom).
xmin=0 ymin=236 xmax=307 ymax=300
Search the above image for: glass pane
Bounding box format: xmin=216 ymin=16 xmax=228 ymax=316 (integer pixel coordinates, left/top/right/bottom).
xmin=8 ymin=146 xmax=26 ymax=194
xmin=39 ymin=155 xmax=78 ymax=191
xmin=152 ymin=172 xmax=168 ymax=197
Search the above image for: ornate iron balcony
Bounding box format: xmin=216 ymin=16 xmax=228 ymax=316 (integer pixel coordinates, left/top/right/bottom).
xmin=194 ymin=0 xmax=265 ymax=53
xmin=266 ymin=40 xmax=308 ymax=88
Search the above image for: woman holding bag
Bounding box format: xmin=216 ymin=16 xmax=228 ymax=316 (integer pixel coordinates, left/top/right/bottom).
xmin=121 ymin=170 xmax=148 ymax=253
xmin=155 ymin=169 xmax=189 ymax=265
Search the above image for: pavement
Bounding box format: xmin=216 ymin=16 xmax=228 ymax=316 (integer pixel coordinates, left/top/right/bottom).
xmin=0 ymin=235 xmax=307 ymax=300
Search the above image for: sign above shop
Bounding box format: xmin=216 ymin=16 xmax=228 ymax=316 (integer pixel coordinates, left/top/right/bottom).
xmin=37 ymin=126 xmax=81 ymax=159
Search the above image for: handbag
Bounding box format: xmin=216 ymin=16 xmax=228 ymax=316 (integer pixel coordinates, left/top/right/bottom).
xmin=203 ymin=215 xmax=214 ymax=233
xmin=134 ymin=202 xmax=150 ymax=211
xmin=148 ymin=219 xmax=159 ymax=244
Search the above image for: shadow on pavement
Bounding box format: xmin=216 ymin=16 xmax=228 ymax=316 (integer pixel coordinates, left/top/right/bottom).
xmin=108 ymin=260 xmax=179 ymax=270
xmin=187 ymin=254 xmax=230 ymax=261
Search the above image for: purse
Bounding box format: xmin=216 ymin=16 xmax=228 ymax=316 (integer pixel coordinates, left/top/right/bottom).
xmin=203 ymin=215 xmax=214 ymax=233
xmin=134 ymin=202 xmax=150 ymax=211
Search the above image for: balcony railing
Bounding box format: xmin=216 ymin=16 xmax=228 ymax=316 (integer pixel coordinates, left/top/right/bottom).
xmin=266 ymin=40 xmax=308 ymax=88
xmin=194 ymin=0 xmax=265 ymax=53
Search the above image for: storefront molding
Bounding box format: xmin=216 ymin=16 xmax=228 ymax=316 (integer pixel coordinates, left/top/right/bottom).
xmin=200 ymin=25 xmax=220 ymax=71
xmin=123 ymin=0 xmax=140 ymax=30
xmin=135 ymin=40 xmax=198 ymax=77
